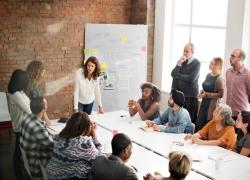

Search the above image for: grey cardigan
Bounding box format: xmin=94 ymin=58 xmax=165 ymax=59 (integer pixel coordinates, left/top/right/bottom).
xmin=203 ymin=74 xmax=224 ymax=120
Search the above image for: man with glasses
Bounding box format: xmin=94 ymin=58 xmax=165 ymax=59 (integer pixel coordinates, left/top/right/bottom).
xmin=226 ymin=49 xmax=250 ymax=121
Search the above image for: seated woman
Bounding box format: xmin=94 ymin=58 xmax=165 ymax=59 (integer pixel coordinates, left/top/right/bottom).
xmin=185 ymin=103 xmax=236 ymax=150
xmin=143 ymin=151 xmax=192 ymax=180
xmin=128 ymin=82 xmax=161 ymax=120
xmin=235 ymin=110 xmax=250 ymax=157
xmin=47 ymin=112 xmax=102 ymax=180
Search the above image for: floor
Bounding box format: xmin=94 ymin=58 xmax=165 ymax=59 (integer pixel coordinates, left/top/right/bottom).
xmin=0 ymin=129 xmax=16 ymax=180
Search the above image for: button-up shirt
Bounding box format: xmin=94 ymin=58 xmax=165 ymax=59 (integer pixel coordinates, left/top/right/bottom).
xmin=226 ymin=66 xmax=250 ymax=116
xmin=20 ymin=114 xmax=54 ymax=177
xmin=153 ymin=107 xmax=193 ymax=133
xmin=73 ymin=68 xmax=102 ymax=110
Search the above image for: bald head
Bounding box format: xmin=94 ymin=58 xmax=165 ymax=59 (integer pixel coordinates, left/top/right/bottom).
xmin=234 ymin=48 xmax=246 ymax=61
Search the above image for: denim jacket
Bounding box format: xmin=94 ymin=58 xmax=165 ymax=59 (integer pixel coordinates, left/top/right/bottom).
xmin=153 ymin=107 xmax=193 ymax=133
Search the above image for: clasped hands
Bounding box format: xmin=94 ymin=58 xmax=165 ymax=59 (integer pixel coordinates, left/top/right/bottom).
xmin=145 ymin=120 xmax=161 ymax=132
xmin=128 ymin=100 xmax=138 ymax=110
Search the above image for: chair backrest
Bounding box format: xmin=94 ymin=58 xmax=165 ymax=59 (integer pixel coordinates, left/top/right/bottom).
xmin=20 ymin=145 xmax=48 ymax=180
xmin=19 ymin=145 xmax=32 ymax=177
xmin=39 ymin=161 xmax=49 ymax=180
xmin=191 ymin=123 xmax=195 ymax=134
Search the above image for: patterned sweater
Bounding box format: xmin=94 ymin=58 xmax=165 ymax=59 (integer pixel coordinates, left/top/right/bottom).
xmin=47 ymin=135 xmax=102 ymax=180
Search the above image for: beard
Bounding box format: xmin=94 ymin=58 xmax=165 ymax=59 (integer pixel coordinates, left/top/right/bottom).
xmin=168 ymin=100 xmax=174 ymax=107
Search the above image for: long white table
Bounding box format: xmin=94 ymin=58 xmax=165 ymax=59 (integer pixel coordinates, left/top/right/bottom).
xmin=48 ymin=120 xmax=209 ymax=180
xmin=91 ymin=110 xmax=250 ymax=180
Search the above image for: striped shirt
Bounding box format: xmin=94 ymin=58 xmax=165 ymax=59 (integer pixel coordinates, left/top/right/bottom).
xmin=226 ymin=66 xmax=250 ymax=116
xmin=47 ymin=135 xmax=102 ymax=180
xmin=20 ymin=114 xmax=54 ymax=177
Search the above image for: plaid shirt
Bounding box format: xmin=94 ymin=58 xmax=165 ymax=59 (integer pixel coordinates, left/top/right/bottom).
xmin=20 ymin=114 xmax=54 ymax=177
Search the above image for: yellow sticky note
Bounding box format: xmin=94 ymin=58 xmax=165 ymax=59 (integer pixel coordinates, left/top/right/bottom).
xmin=84 ymin=49 xmax=89 ymax=54
xmin=120 ymin=35 xmax=128 ymax=42
xmin=92 ymin=49 xmax=98 ymax=55
xmin=100 ymin=62 xmax=109 ymax=72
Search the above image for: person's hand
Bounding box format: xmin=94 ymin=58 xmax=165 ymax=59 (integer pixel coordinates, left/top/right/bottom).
xmin=197 ymin=90 xmax=206 ymax=99
xmin=153 ymin=124 xmax=161 ymax=132
xmin=143 ymin=173 xmax=154 ymax=180
xmin=128 ymin=99 xmax=134 ymax=108
xmin=145 ymin=120 xmax=154 ymax=127
xmin=45 ymin=120 xmax=51 ymax=127
xmin=191 ymin=137 xmax=203 ymax=145
xmin=178 ymin=56 xmax=187 ymax=65
xmin=98 ymin=106 xmax=104 ymax=114
xmin=90 ymin=122 xmax=97 ymax=137
xmin=184 ymin=134 xmax=193 ymax=141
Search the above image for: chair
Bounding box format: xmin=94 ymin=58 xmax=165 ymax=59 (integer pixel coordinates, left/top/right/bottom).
xmin=20 ymin=145 xmax=48 ymax=180
xmin=191 ymin=123 xmax=195 ymax=134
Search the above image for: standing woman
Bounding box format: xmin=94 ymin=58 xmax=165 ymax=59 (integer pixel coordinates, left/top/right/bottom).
xmin=128 ymin=82 xmax=161 ymax=120
xmin=8 ymin=69 xmax=31 ymax=179
xmin=196 ymin=57 xmax=224 ymax=131
xmin=26 ymin=60 xmax=50 ymax=125
xmin=74 ymin=56 xmax=104 ymax=114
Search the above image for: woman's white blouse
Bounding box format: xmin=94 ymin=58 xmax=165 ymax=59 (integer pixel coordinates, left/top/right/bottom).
xmin=73 ymin=68 xmax=102 ymax=110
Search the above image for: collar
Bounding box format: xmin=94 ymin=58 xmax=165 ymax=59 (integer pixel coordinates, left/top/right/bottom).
xmin=171 ymin=107 xmax=182 ymax=114
xmin=109 ymin=154 xmax=123 ymax=163
xmin=187 ymin=57 xmax=195 ymax=64
xmin=230 ymin=65 xmax=245 ymax=74
xmin=31 ymin=114 xmax=45 ymax=126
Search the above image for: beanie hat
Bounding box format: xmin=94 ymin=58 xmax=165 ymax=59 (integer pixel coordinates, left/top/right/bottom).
xmin=171 ymin=89 xmax=185 ymax=107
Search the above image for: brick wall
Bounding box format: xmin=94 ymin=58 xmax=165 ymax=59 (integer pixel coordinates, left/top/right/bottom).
xmin=0 ymin=0 xmax=155 ymax=118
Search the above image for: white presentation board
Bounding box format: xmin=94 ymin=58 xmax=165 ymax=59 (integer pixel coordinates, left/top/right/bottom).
xmin=0 ymin=92 xmax=11 ymax=122
xmin=85 ymin=24 xmax=147 ymax=112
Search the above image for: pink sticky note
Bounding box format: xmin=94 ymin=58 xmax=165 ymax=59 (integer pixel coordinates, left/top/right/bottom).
xmin=140 ymin=46 xmax=147 ymax=52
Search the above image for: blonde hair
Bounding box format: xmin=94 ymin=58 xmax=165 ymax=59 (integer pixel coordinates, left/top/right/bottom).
xmin=26 ymin=61 xmax=45 ymax=94
xmin=213 ymin=57 xmax=223 ymax=71
xmin=168 ymin=151 xmax=192 ymax=180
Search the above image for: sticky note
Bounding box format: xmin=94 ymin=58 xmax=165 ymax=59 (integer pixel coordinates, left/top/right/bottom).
xmin=120 ymin=35 xmax=128 ymax=42
xmin=92 ymin=48 xmax=98 ymax=55
xmin=140 ymin=46 xmax=147 ymax=52
xmin=84 ymin=49 xmax=89 ymax=54
xmin=100 ymin=62 xmax=109 ymax=72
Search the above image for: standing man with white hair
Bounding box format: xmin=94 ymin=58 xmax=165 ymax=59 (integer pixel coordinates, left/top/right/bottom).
xmin=226 ymin=48 xmax=250 ymax=121
xmin=171 ymin=43 xmax=201 ymax=124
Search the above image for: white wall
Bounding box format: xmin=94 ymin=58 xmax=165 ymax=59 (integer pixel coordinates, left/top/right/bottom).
xmin=153 ymin=0 xmax=249 ymax=106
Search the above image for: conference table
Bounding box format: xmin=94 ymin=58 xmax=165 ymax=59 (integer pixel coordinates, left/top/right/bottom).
xmin=89 ymin=110 xmax=250 ymax=180
xmin=48 ymin=119 xmax=209 ymax=180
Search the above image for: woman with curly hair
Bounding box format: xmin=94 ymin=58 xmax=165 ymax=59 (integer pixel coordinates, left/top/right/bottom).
xmin=74 ymin=56 xmax=104 ymax=115
xmin=128 ymin=82 xmax=161 ymax=120
xmin=26 ymin=60 xmax=50 ymax=124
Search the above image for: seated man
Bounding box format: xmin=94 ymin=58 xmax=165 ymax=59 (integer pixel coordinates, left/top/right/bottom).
xmin=146 ymin=89 xmax=193 ymax=133
xmin=92 ymin=133 xmax=138 ymax=180
xmin=20 ymin=97 xmax=54 ymax=178
xmin=143 ymin=151 xmax=192 ymax=180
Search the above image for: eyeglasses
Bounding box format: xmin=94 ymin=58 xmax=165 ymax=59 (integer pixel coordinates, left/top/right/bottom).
xmin=230 ymin=54 xmax=239 ymax=58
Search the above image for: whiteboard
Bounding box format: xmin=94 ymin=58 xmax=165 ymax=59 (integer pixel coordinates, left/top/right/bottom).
xmin=0 ymin=92 xmax=11 ymax=122
xmin=85 ymin=24 xmax=147 ymax=112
